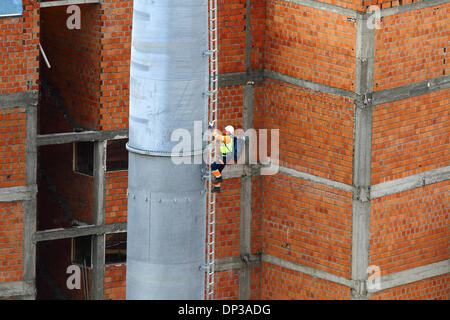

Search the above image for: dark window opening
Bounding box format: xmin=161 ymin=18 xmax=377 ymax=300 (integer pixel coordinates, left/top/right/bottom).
xmin=72 ymin=236 xmax=93 ymax=268
xmin=106 ymin=139 xmax=128 ymax=172
xmin=74 ymin=142 xmax=94 ymax=176
xmin=105 ymin=232 xmax=127 ymax=265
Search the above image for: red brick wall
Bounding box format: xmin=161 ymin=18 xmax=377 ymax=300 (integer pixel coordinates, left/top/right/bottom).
xmin=370 ymin=180 xmax=449 ymax=275
xmin=251 ymin=266 xmax=261 ymax=299
xmin=218 ymin=0 xmax=246 ymax=73
xmin=251 ymin=0 xmax=266 ymax=70
xmin=372 ymin=89 xmax=449 ymax=184
xmin=0 ymin=202 xmax=24 ymax=283
xmin=266 ymin=1 xmax=356 ymax=91
xmin=261 ymin=261 xmax=351 ymax=299
xmin=364 ymin=0 xmax=424 ymax=10
xmin=99 ymin=0 xmax=132 ymax=131
xmin=322 ymin=0 xmax=365 ymax=11
xmin=0 ymin=0 xmax=39 ymax=95
xmin=262 ymin=175 xmax=353 ymax=279
xmin=264 ymin=79 xmax=354 ymax=185
xmin=105 ymin=263 xmax=126 ymax=300
xmin=215 ymin=179 xmax=241 ymax=259
xmin=218 ymin=85 xmax=244 ymax=130
xmin=214 ymin=270 xmax=240 ymax=299
xmin=0 ymin=0 xmax=38 ymax=292
xmin=374 ymin=3 xmax=449 ymax=91
xmin=0 ymin=108 xmax=26 ymax=188
xmin=252 ymin=176 xmax=263 ymax=256
xmin=105 ymin=170 xmax=127 ymax=224
xmin=369 ymin=274 xmax=450 ymax=300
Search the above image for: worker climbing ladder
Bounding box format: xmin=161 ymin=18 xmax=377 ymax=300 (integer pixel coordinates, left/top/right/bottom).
xmin=205 ymin=0 xmax=219 ymax=301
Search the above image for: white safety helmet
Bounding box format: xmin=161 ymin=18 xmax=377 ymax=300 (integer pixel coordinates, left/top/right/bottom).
xmin=225 ymin=125 xmax=235 ymax=135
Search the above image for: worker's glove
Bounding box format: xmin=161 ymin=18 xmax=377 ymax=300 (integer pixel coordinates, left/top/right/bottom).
xmin=208 ymin=122 xmax=214 ymax=130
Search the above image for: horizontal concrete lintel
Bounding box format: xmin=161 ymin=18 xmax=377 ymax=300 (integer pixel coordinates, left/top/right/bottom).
xmin=0 ymin=281 xmax=35 ymax=299
xmin=37 ymin=129 xmax=129 ymax=146
xmin=219 ymin=71 xmax=265 ymax=88
xmin=0 ymin=185 xmax=36 ymax=202
xmin=278 ymin=166 xmax=354 ymax=193
xmin=280 ymin=0 xmax=360 ymax=18
xmin=39 ymin=0 xmax=100 ymax=8
xmin=215 ymin=254 xmax=261 ymax=272
xmin=282 ymin=0 xmax=449 ymax=19
xmin=370 ymin=259 xmax=450 ymax=293
xmin=262 ymin=253 xmax=353 ymax=288
xmin=265 ymin=70 xmax=357 ymax=100
xmin=0 ymin=91 xmax=38 ymax=110
xmin=218 ymin=71 xmax=447 ymax=107
xmin=373 ymin=75 xmax=450 ymax=106
xmin=222 ymin=164 xmax=260 ymax=180
xmin=33 ymin=222 xmax=127 ymax=243
xmin=371 ymin=166 xmax=450 ymax=199
xmin=378 ymin=0 xmax=449 ymax=17
xmin=262 ymin=254 xmax=450 ymax=294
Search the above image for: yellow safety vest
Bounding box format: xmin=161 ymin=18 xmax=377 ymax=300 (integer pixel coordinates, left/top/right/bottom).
xmin=221 ymin=137 xmax=233 ymax=156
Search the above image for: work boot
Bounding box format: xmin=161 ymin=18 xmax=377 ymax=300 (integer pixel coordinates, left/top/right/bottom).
xmin=213 ymin=176 xmax=223 ymax=183
xmin=212 ymin=186 xmax=221 ymax=193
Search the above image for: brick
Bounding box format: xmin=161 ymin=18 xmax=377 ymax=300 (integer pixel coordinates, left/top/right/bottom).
xmin=370 ymin=181 xmax=449 ymax=275
xmin=262 ymin=174 xmax=353 ymax=278
xmin=372 ymin=89 xmax=450 ymax=184
xmin=374 ymin=3 xmax=449 ymax=91
xmin=261 ymin=261 xmax=351 ymax=299
xmin=369 ymin=274 xmax=450 ymax=300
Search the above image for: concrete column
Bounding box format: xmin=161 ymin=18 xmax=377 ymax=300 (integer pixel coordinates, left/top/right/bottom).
xmin=91 ymin=140 xmax=106 ymax=300
xmin=351 ymin=14 xmax=375 ymax=300
xmin=238 ymin=0 xmax=255 ymax=299
xmin=23 ymin=96 xmax=38 ymax=299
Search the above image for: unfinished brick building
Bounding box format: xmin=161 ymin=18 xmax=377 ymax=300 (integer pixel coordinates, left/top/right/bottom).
xmin=0 ymin=0 xmax=448 ymax=300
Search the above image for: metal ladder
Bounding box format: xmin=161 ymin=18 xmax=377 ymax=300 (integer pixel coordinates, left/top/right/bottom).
xmin=205 ymin=0 xmax=219 ymax=301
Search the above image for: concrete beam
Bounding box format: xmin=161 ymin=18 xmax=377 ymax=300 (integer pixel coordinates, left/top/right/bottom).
xmin=33 ymin=223 xmax=127 ymax=243
xmin=280 ymin=0 xmax=360 ymax=18
xmin=0 ymin=281 xmax=35 ymax=299
xmin=280 ymin=0 xmax=449 ymax=19
xmin=220 ymin=71 xmax=447 ymax=105
xmin=370 ymin=259 xmax=450 ymax=293
xmin=39 ymin=0 xmax=100 ymax=8
xmin=37 ymin=129 xmax=128 ymax=146
xmin=222 ymin=164 xmax=260 ymax=180
xmin=219 ymin=71 xmax=264 ymax=88
xmin=0 ymin=185 xmax=36 ymax=202
xmin=0 ymin=91 xmax=38 ymax=110
xmin=371 ymin=166 xmax=450 ymax=199
xmin=278 ymin=166 xmax=354 ymax=193
xmin=264 ymin=70 xmax=357 ymax=100
xmin=378 ymin=0 xmax=450 ymax=17
xmin=215 ymin=255 xmax=261 ymax=273
xmin=373 ymin=75 xmax=450 ymax=106
xmin=262 ymin=253 xmax=353 ymax=288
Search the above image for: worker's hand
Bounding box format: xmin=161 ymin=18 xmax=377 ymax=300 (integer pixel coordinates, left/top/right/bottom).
xmin=208 ymin=122 xmax=214 ymax=130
